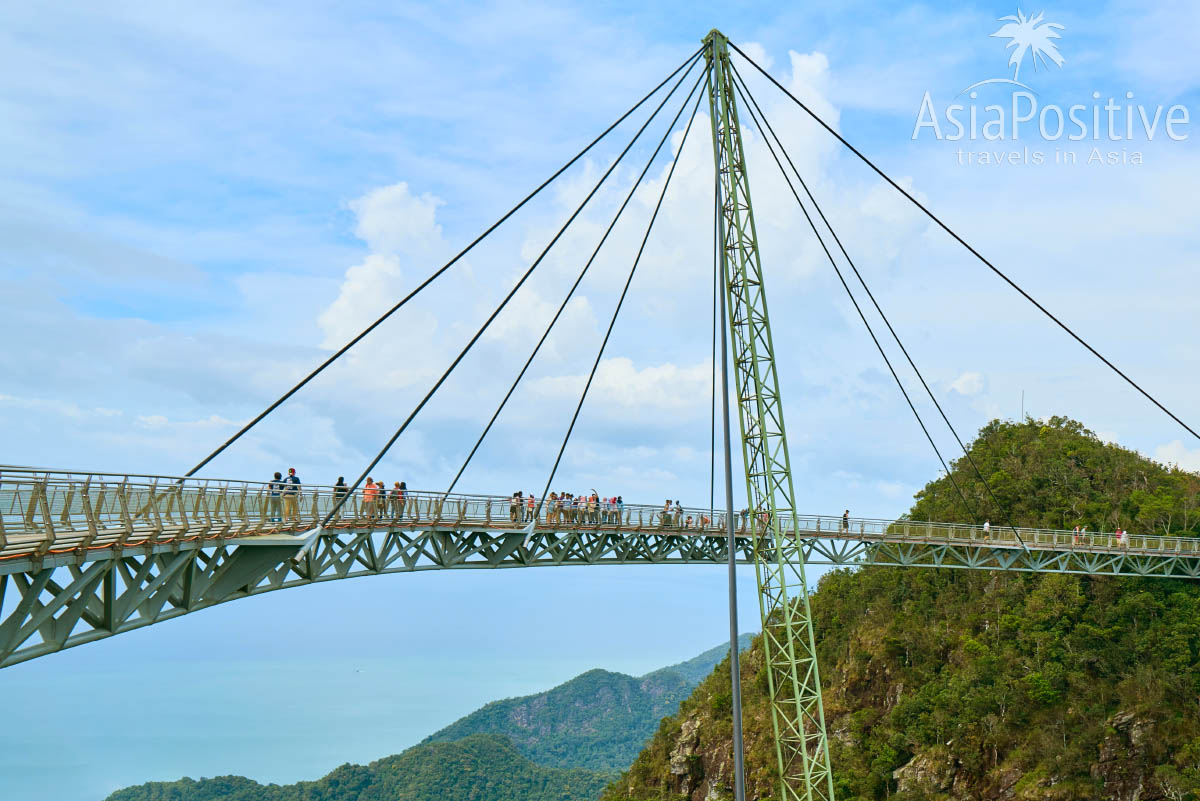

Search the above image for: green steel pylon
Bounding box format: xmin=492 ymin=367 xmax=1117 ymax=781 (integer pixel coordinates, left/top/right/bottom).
xmin=704 ymin=30 xmax=837 ymax=801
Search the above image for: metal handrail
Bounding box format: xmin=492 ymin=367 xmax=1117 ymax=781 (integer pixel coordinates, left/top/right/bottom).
xmin=2 ymin=467 xmax=1198 ymax=559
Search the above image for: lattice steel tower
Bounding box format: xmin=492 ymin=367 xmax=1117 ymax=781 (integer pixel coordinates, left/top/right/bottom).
xmin=704 ymin=29 xmax=837 ymax=801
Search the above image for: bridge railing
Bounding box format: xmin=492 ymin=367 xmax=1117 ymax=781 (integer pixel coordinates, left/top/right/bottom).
xmin=768 ymin=513 xmax=1200 ymax=557
xmin=0 ymin=468 xmax=744 ymax=556
xmin=2 ymin=467 xmax=1199 ymax=561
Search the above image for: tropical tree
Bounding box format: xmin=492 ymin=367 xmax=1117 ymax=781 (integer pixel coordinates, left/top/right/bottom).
xmin=991 ymin=9 xmax=1065 ymax=83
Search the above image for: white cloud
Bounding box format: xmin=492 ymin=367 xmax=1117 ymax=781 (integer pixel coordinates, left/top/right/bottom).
xmin=532 ymin=357 xmax=711 ymax=418
xmin=739 ymin=41 xmax=775 ymax=72
xmin=320 ymin=182 xmax=451 ymax=352
xmin=482 ymin=291 xmax=597 ymax=361
xmin=949 ymin=371 xmax=984 ymax=396
xmin=1155 ymin=440 xmax=1200 ymax=472
xmin=349 ymin=182 xmax=445 ymax=260
xmin=787 ymin=51 xmax=838 ymax=127
xmin=134 ymin=413 xmax=238 ymax=431
xmin=317 ymin=252 xmax=409 ymax=348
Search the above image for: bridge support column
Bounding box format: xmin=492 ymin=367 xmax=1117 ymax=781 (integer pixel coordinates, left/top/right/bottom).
xmin=705 ymin=29 xmax=837 ymax=801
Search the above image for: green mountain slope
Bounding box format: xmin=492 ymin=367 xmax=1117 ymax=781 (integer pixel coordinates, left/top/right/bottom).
xmin=645 ymin=633 xmax=755 ymax=686
xmin=603 ymin=417 xmax=1200 ymax=801
xmin=105 ymin=733 xmax=611 ymax=801
xmin=422 ymin=634 xmax=753 ymax=771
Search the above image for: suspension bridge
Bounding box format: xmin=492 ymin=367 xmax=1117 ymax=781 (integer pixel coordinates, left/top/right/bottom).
xmin=4 ymin=30 xmax=1197 ymax=801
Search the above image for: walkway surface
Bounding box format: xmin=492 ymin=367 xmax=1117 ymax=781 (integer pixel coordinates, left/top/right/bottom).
xmin=3 ymin=467 xmax=1195 ymax=575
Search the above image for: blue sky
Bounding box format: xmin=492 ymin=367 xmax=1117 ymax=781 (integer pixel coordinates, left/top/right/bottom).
xmin=3 ymin=1 xmax=1200 ymax=799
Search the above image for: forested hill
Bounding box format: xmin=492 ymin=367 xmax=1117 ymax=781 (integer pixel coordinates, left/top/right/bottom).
xmin=909 ymin=415 xmax=1199 ymax=534
xmin=603 ymin=417 xmax=1200 ymax=801
xmin=422 ymin=634 xmax=754 ymax=771
xmin=105 ymin=734 xmax=611 ymax=801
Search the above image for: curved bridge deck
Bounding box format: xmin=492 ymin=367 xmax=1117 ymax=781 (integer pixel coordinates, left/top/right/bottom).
xmin=3 ymin=468 xmax=1197 ymax=570
xmin=1 ymin=468 xmax=1198 ymax=668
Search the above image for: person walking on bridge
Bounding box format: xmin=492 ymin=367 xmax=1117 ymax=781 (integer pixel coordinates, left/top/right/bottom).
xmin=332 ymin=477 xmax=348 ymax=521
xmin=267 ymin=471 xmax=283 ymax=523
xmin=841 ymin=509 xmax=850 ymax=534
xmin=282 ymin=468 xmax=301 ymax=523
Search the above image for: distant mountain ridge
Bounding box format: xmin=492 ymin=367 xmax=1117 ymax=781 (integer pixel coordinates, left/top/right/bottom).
xmin=106 ymin=634 xmax=754 ymax=801
xmin=422 ymin=633 xmax=754 ymax=772
xmin=647 ymin=633 xmax=755 ymax=686
xmin=105 ymin=733 xmax=611 ymax=801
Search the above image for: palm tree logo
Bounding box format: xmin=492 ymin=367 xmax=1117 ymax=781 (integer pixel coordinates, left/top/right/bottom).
xmin=961 ymin=9 xmax=1065 ymax=94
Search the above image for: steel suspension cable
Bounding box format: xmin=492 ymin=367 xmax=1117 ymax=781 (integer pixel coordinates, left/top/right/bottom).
xmin=531 ymin=85 xmax=707 ymax=522
xmin=320 ymin=61 xmax=705 ymax=527
xmin=730 ymin=77 xmax=981 ymax=523
xmin=444 ymin=68 xmax=709 ymax=496
xmin=729 ymin=42 xmax=1200 ymax=444
xmin=731 ymin=65 xmax=1020 ymax=535
xmin=181 ymin=47 xmax=705 ymax=480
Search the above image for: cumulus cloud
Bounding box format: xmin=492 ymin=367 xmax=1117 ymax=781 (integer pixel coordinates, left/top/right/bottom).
xmin=787 ymin=51 xmax=838 ymax=128
xmin=317 ymin=253 xmax=409 ymax=348
xmin=320 ymin=182 xmax=451 ymax=351
xmin=482 ymin=291 xmax=597 ymax=361
xmin=1155 ymin=440 xmax=1200 ymax=472
xmin=739 ymin=41 xmax=775 ymax=72
xmin=315 ymin=183 xmax=459 ymax=393
xmin=350 ymin=183 xmax=445 ymax=260
xmin=531 ymin=357 xmax=711 ymax=418
xmin=950 ymin=371 xmax=984 ymax=396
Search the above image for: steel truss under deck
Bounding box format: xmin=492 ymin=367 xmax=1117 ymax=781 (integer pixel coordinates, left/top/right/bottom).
xmin=4 ymin=521 xmax=1199 ymax=669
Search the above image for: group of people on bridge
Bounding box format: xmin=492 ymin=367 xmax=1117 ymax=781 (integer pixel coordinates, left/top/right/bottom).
xmin=344 ymin=477 xmax=409 ymax=521
xmin=265 ymin=470 xmax=412 ymax=523
xmin=510 ymin=491 xmax=627 ymax=526
xmin=266 ymin=468 xmax=302 ymax=523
